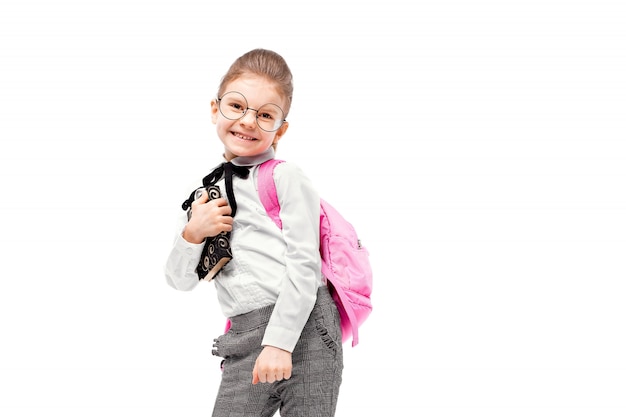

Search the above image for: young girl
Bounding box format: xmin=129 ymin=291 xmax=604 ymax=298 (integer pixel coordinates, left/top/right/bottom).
xmin=164 ymin=49 xmax=343 ymax=417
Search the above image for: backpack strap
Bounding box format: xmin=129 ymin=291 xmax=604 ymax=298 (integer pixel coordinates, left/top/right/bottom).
xmin=258 ymin=159 xmax=285 ymax=229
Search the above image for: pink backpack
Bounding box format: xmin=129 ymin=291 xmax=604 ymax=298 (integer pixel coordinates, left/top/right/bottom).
xmin=258 ymin=159 xmax=373 ymax=347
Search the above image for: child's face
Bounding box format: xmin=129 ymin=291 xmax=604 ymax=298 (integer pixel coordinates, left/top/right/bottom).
xmin=211 ymin=75 xmax=289 ymax=161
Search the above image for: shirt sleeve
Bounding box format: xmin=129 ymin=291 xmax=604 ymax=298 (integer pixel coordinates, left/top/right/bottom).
xmin=164 ymin=210 xmax=204 ymax=292
xmin=261 ymin=162 xmax=322 ymax=352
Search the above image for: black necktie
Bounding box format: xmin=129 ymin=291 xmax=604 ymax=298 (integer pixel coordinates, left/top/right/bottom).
xmin=181 ymin=162 xmax=250 ymax=280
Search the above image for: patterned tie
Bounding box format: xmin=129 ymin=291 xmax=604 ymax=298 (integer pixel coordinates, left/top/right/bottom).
xmin=181 ymin=162 xmax=250 ymax=280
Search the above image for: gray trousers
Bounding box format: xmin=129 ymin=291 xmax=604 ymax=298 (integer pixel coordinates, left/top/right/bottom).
xmin=211 ymin=286 xmax=343 ymax=417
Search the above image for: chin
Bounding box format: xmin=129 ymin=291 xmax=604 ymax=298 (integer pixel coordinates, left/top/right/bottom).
xmin=228 ymin=148 xmax=259 ymax=158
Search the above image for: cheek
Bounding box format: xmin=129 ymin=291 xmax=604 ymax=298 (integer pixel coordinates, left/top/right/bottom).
xmin=215 ymin=117 xmax=231 ymax=131
xmin=259 ymin=132 xmax=278 ymax=144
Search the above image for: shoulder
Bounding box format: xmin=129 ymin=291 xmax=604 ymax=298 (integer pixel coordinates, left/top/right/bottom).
xmin=270 ymin=160 xmax=311 ymax=184
xmin=270 ymin=161 xmax=318 ymax=202
xmin=266 ymin=160 xmax=320 ymax=212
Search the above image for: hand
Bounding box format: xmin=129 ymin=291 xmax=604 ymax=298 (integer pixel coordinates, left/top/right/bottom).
xmin=182 ymin=190 xmax=233 ymax=244
xmin=252 ymin=346 xmax=292 ymax=385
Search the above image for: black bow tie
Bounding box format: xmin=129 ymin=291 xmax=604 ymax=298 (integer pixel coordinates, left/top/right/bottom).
xmin=201 ymin=162 xmax=250 ymax=188
xmin=181 ymin=162 xmax=250 ymax=214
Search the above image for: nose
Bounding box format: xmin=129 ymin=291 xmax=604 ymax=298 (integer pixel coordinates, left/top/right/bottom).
xmin=239 ymin=108 xmax=257 ymax=127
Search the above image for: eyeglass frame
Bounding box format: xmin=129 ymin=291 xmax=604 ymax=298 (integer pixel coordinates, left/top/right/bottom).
xmin=216 ymin=91 xmax=287 ymax=132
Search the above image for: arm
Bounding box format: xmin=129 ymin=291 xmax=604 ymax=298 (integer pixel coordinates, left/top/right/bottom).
xmin=252 ymin=163 xmax=321 ymax=385
xmin=263 ymin=163 xmax=321 ymax=349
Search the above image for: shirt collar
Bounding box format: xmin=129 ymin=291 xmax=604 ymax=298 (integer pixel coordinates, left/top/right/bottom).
xmin=229 ymin=147 xmax=276 ymax=167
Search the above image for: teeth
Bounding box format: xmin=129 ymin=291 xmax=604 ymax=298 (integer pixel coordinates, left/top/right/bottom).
xmin=234 ymin=132 xmax=255 ymax=140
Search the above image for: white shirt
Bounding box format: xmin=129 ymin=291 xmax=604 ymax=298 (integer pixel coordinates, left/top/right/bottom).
xmin=164 ymin=148 xmax=322 ymax=352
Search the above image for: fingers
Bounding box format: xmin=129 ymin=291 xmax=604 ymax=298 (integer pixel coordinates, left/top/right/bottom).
xmin=192 ymin=196 xmax=231 ymax=212
xmin=210 ymin=198 xmax=233 ymax=217
xmin=190 ymin=197 xmax=232 ymax=224
xmin=184 ymin=195 xmax=233 ymax=240
xmin=251 ymin=346 xmax=293 ymax=384
xmin=252 ymin=370 xmax=289 ymax=384
xmin=251 ymin=363 xmax=292 ymax=385
xmin=252 ymin=364 xmax=259 ymax=385
xmin=193 ymin=188 xmax=209 ymax=203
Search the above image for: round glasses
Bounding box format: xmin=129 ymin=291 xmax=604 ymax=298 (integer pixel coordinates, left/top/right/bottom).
xmin=217 ymin=91 xmax=286 ymax=132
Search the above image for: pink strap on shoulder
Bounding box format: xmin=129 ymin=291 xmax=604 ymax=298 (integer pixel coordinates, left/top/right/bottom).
xmin=258 ymin=159 xmax=285 ymax=229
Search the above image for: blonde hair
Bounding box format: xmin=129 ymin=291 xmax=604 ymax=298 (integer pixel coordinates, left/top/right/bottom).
xmin=217 ymin=49 xmax=294 ymax=117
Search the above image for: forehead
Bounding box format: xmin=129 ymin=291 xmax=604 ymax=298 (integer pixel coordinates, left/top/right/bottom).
xmin=223 ymin=75 xmax=285 ymax=107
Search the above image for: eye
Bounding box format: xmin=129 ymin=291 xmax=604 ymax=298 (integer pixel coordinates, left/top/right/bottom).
xmin=220 ymin=92 xmax=248 ymax=114
xmin=257 ymin=104 xmax=283 ymax=121
xmin=230 ymin=102 xmax=244 ymax=111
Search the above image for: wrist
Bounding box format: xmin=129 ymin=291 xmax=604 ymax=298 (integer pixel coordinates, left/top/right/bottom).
xmin=182 ymin=226 xmax=205 ymax=244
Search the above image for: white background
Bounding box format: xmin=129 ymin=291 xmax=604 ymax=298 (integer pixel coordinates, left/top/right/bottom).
xmin=1 ymin=0 xmax=625 ymax=416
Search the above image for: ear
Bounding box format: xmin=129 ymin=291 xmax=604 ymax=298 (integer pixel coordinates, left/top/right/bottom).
xmin=210 ymin=99 xmax=219 ymax=124
xmin=272 ymin=121 xmax=289 ymax=147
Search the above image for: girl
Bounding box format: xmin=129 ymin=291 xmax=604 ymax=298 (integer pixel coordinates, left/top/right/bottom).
xmin=164 ymin=48 xmax=343 ymax=417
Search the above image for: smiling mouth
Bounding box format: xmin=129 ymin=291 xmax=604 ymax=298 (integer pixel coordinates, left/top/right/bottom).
xmin=232 ymin=131 xmax=257 ymax=141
